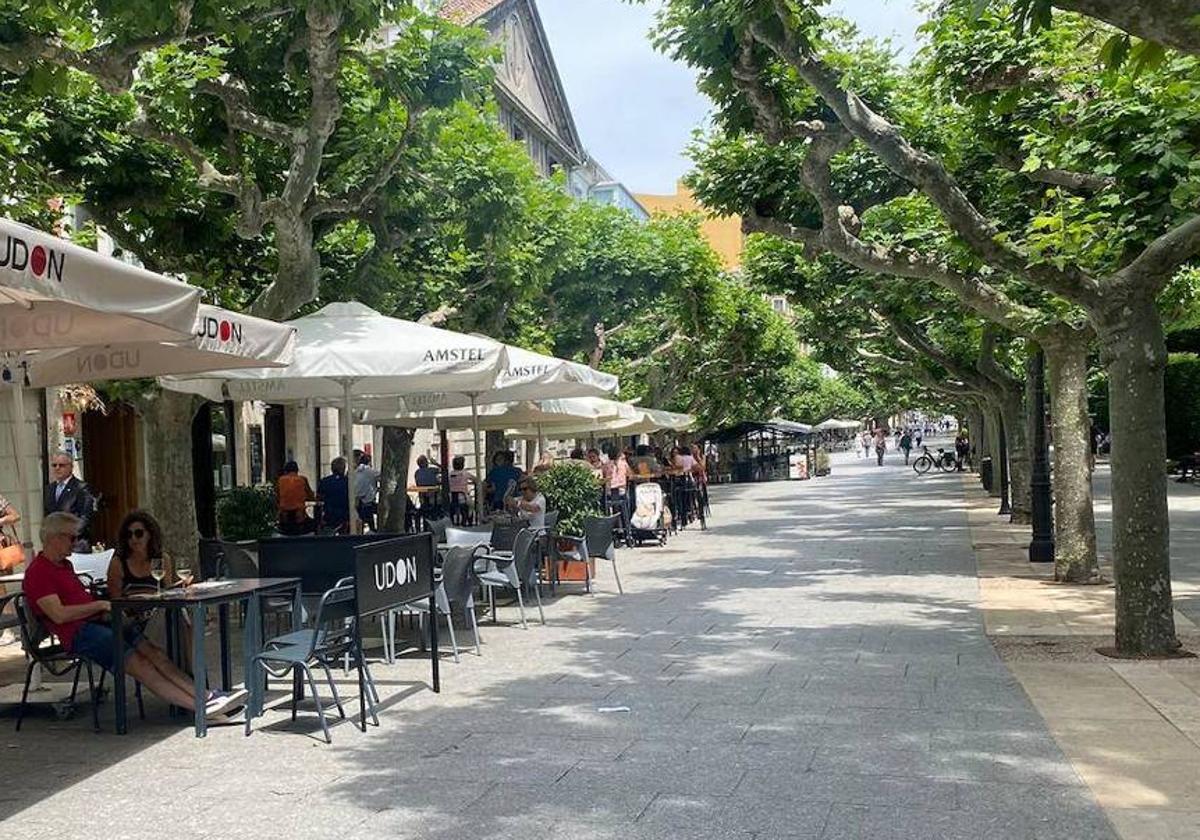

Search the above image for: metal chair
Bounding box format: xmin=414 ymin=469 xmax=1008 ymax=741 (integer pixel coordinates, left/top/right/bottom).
xmin=488 ymin=520 xmax=521 ymax=554
xmin=246 ymin=577 xmax=378 ymax=743
xmin=390 ymin=544 xmax=483 ymax=663
xmin=9 ymin=591 xmax=144 ymax=731
xmin=426 ymin=516 xmax=452 ymax=546
xmin=218 ymin=540 xmax=294 ymax=633
xmin=477 ymin=529 xmax=544 ymax=628
xmin=557 ymin=514 xmax=624 ymax=594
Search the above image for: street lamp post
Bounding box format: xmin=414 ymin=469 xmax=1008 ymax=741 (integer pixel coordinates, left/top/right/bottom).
xmin=997 ymin=412 xmax=1011 ymax=518
xmin=1029 ymin=348 xmax=1055 ymax=563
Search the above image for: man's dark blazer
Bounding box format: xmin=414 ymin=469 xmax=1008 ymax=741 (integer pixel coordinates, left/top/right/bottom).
xmin=43 ymin=475 xmax=96 ymax=540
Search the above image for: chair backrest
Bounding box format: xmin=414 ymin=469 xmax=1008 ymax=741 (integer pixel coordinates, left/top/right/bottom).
xmin=303 ymin=576 xmax=358 ymax=657
xmin=12 ymin=593 xmax=51 ymax=659
xmin=489 ymin=520 xmax=520 ymax=553
xmin=543 ymin=510 xmax=559 ymax=535
xmin=511 ymin=529 xmax=540 ymax=587
xmin=440 ymin=545 xmax=480 ymax=606
xmin=426 ymin=517 xmax=451 ymax=544
xmin=583 ymin=514 xmax=620 ymax=560
xmin=198 ymin=538 xmax=224 ymax=581
xmin=218 ymin=540 xmax=259 ymax=579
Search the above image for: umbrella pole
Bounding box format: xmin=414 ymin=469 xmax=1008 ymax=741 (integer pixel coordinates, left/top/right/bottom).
xmin=471 ymin=395 xmax=483 ymax=524
xmin=342 ymin=379 xmax=359 ymax=534
xmin=537 ymin=423 xmax=544 ymax=461
xmin=11 ymin=382 xmax=34 ymax=552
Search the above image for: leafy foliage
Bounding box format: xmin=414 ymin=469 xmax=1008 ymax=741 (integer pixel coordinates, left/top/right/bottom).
xmin=216 ymin=486 xmax=277 ymax=541
xmin=536 ymin=462 xmax=602 ymax=536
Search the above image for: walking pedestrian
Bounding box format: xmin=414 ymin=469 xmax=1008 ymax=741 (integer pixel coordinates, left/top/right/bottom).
xmin=954 ymin=432 xmax=970 ymax=471
xmin=860 ymin=431 xmax=872 ymax=459
xmin=874 ymin=430 xmax=887 ymax=466
xmin=899 ymin=430 xmax=913 ymax=465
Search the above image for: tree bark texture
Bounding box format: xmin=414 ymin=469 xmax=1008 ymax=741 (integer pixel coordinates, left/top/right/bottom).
xmin=969 ymin=404 xmax=986 ymax=475
xmin=1044 ymin=338 xmax=1100 ymax=582
xmin=997 ymin=390 xmax=1032 ymax=523
xmin=379 ymin=426 xmax=414 ymax=533
xmin=1053 ymin=0 xmax=1200 ymax=60
xmin=985 ymin=405 xmax=1002 ymax=497
xmin=143 ymin=390 xmax=202 ymax=565
xmin=1095 ymin=297 xmax=1179 ymax=654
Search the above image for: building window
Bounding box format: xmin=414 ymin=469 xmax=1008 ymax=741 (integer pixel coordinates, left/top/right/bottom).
xmin=512 ymin=122 xmax=525 ymax=143
xmin=769 ymin=295 xmax=790 ymax=314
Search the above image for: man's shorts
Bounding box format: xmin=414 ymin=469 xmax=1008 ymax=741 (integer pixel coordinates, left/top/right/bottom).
xmin=70 ymin=622 xmax=142 ymax=673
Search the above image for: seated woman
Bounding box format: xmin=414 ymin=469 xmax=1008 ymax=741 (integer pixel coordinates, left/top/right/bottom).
xmin=0 ymin=492 xmax=21 ymax=646
xmin=106 ymin=511 xmax=170 ymax=597
xmin=276 ymin=461 xmax=316 ymax=535
xmin=24 ymin=513 xmax=241 ymax=721
xmin=448 ymin=455 xmax=477 ymax=525
xmin=106 ymin=511 xmax=190 ymax=665
xmin=506 ymin=476 xmax=546 ymax=530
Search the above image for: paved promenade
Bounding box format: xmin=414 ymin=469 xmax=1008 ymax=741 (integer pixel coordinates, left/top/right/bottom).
xmin=1 ymin=448 xmax=1115 ymax=839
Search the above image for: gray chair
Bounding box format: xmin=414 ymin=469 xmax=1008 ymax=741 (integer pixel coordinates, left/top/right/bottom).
xmin=427 ymin=516 xmax=452 ymax=545
xmin=488 ymin=520 xmax=521 ymax=554
xmin=391 ymin=544 xmax=483 ymax=663
xmin=218 ymin=540 xmax=294 ymax=632
xmin=563 ymin=514 xmax=622 ymax=594
xmin=478 ymin=529 xmax=544 ymax=628
xmin=247 ymin=576 xmax=378 ymax=743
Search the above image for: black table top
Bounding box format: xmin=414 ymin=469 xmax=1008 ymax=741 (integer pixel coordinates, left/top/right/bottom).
xmin=109 ymin=577 xmax=301 ymax=608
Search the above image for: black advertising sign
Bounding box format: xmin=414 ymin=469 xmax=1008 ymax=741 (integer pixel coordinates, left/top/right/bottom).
xmin=353 ymin=534 xmax=435 ymax=617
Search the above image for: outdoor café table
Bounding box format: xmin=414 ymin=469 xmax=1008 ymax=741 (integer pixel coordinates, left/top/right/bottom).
xmin=109 ymin=577 xmax=302 ymax=738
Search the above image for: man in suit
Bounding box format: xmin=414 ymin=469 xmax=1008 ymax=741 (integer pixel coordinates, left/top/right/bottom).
xmin=43 ymin=451 xmax=95 ymax=550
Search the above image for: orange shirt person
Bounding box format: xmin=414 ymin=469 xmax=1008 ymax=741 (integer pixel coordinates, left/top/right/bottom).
xmin=276 ymin=461 xmax=315 ymax=533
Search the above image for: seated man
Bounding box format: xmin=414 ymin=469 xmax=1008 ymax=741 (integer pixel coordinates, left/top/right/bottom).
xmin=317 ymin=457 xmax=350 ymax=533
xmin=22 ymin=512 xmax=241 ymax=720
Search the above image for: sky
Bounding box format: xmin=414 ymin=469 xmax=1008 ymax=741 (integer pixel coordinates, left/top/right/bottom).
xmin=536 ymin=0 xmax=925 ymax=195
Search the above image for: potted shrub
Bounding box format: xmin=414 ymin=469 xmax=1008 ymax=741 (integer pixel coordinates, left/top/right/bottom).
xmin=537 ymin=462 xmax=604 ymax=582
xmin=216 ymin=486 xmax=278 ymax=544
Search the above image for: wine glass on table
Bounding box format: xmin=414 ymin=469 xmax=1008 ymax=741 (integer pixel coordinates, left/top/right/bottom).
xmin=150 ymin=556 xmax=165 ymax=596
xmin=176 ymin=565 xmax=194 ymax=589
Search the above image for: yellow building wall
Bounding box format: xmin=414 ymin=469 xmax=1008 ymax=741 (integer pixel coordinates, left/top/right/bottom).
xmin=633 ymin=181 xmax=744 ymax=270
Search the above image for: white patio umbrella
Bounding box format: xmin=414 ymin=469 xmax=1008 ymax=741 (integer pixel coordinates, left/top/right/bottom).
xmin=505 ymin=403 xmax=694 ymax=438
xmin=356 ymin=347 xmax=618 ymax=520
xmin=0 ymin=218 xmax=201 ymax=350
xmin=21 ymin=304 xmax=295 ymax=386
xmin=813 ymin=418 xmax=861 ymax=431
xmin=0 ymin=217 xmax=203 ymax=550
xmin=1 ymin=303 xmax=293 ymax=551
xmin=161 ymin=301 xmax=509 ymax=531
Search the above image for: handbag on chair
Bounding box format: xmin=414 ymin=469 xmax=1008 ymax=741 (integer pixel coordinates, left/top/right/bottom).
xmin=0 ymin=526 xmax=25 ymax=571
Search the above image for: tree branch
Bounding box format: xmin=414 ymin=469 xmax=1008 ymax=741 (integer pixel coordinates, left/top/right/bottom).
xmin=280 ymin=5 xmax=344 ymax=210
xmin=1052 ymin=0 xmax=1200 ymax=59
xmin=307 ymin=106 xmax=424 ymax=221
xmin=197 ymin=79 xmax=299 ymax=146
xmin=751 ymin=4 xmax=1103 ymax=309
xmin=995 ymin=150 xmax=1115 ymax=193
xmin=1112 ymin=214 xmax=1200 ymax=296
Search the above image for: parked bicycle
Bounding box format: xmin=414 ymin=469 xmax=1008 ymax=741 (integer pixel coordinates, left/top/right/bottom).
xmin=912 ymin=445 xmax=956 ymax=475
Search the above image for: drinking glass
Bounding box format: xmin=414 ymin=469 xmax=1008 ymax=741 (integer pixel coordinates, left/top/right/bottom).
xmin=176 ymin=566 xmax=194 ymax=588
xmin=150 ymin=556 xmax=165 ymax=596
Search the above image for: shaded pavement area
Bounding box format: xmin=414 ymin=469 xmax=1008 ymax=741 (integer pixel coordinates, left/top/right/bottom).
xmin=0 ymin=446 xmax=1115 ymax=839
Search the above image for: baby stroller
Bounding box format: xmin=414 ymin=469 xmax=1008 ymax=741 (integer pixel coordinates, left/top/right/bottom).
xmin=630 ymin=481 xmax=668 ymax=546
